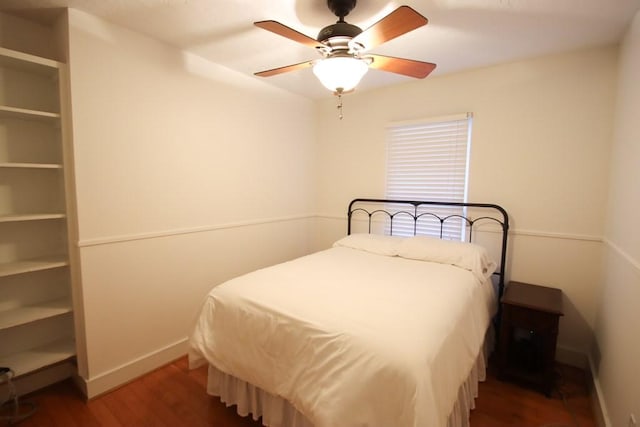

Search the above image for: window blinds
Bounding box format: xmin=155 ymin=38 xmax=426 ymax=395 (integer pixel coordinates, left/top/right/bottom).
xmin=385 ymin=113 xmax=472 ymax=239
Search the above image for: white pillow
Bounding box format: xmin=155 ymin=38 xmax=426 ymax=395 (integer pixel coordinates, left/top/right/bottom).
xmin=398 ymin=236 xmax=497 ymax=281
xmin=332 ymin=233 xmax=404 ymax=256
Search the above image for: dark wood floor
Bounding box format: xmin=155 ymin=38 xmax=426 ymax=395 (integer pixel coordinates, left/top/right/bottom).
xmin=5 ymin=357 xmax=596 ymax=427
xmin=469 ymin=362 xmax=596 ymax=427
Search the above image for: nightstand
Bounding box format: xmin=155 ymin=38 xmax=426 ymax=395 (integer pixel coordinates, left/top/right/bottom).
xmin=498 ymin=281 xmax=563 ymax=396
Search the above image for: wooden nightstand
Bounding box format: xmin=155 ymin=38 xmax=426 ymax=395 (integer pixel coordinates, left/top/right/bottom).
xmin=498 ymin=281 xmax=563 ymax=396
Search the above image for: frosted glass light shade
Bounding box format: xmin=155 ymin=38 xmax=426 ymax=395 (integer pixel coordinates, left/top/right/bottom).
xmin=313 ymin=57 xmax=369 ymax=92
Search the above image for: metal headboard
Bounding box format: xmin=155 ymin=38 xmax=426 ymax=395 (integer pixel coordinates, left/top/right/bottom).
xmin=347 ymin=198 xmax=510 ymax=301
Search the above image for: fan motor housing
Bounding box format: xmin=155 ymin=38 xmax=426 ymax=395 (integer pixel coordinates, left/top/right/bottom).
xmin=327 ymin=0 xmax=357 ymax=18
xmin=317 ymin=22 xmax=362 ymax=43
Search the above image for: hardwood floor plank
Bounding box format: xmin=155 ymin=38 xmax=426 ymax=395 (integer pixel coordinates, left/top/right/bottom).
xmin=108 ymin=380 xmax=173 ymax=427
xmin=141 ymin=363 xmax=215 ymax=427
xmin=50 ymin=386 xmax=103 ymax=427
xmin=100 ymin=391 xmax=151 ymax=427
xmin=84 ymin=398 xmax=126 ymax=427
xmin=469 ymin=363 xmax=596 ymax=427
xmin=17 ymin=382 xmax=94 ymax=427
xmin=10 ymin=357 xmax=595 ymax=427
xmin=127 ymin=376 xmax=188 ymax=427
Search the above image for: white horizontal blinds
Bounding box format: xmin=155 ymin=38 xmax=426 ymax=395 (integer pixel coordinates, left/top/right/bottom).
xmin=385 ymin=113 xmax=472 ymax=239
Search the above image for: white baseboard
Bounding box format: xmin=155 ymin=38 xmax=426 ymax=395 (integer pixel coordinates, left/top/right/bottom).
xmin=588 ymin=354 xmax=611 ymax=427
xmin=81 ymin=337 xmax=189 ymax=399
xmin=554 ymin=346 xmax=610 ymax=427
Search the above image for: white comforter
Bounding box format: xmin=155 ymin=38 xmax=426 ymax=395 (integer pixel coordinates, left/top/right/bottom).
xmin=189 ymin=246 xmax=496 ymax=427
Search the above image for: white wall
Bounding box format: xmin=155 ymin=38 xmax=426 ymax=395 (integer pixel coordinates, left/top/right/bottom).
xmin=313 ymin=46 xmax=618 ymax=366
xmin=6 ymin=7 xmax=632 ymax=412
xmin=594 ymin=10 xmax=640 ymax=427
xmin=65 ymin=9 xmax=317 ymax=397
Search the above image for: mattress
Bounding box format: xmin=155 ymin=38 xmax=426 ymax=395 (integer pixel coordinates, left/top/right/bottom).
xmin=189 ymin=243 xmax=497 ymax=427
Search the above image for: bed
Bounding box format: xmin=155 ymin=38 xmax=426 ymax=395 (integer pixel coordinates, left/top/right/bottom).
xmin=189 ymin=199 xmax=509 ymax=427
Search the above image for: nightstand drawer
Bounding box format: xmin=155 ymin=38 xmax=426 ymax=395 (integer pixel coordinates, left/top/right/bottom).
xmin=506 ymin=305 xmax=559 ymax=332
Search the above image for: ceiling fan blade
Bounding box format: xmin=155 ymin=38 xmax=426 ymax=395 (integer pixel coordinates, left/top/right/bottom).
xmin=254 ymin=60 xmax=315 ymax=77
xmin=352 ymin=6 xmax=428 ymax=51
xmin=367 ymin=54 xmax=436 ymax=79
xmin=254 ymin=20 xmax=325 ymax=49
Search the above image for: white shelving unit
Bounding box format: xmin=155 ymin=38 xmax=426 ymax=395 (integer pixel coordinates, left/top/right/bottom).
xmin=0 ymin=297 xmax=72 ymax=330
xmin=0 ymin=339 xmax=76 ymax=377
xmin=0 ymin=46 xmax=76 ymax=385
xmin=0 ymin=256 xmax=69 ymax=277
xmin=0 ymin=163 xmax=63 ymax=169
xmin=0 ymin=105 xmax=61 ymax=121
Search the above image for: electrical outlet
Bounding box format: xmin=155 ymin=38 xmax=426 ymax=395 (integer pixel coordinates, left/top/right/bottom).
xmin=629 ymin=413 xmax=637 ymax=427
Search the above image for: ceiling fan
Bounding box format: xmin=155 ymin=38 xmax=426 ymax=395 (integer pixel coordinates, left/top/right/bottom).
xmin=253 ymin=0 xmax=436 ymax=95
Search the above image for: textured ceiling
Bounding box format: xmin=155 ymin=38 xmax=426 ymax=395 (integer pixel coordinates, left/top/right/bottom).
xmin=2 ymin=0 xmax=639 ymax=99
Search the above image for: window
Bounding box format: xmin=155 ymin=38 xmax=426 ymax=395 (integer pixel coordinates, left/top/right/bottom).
xmin=385 ymin=113 xmax=473 ymax=239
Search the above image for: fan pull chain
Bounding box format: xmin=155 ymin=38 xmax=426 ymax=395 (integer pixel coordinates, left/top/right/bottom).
xmin=336 ymin=92 xmax=343 ymax=120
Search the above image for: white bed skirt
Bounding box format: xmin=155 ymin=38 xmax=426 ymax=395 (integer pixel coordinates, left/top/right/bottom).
xmin=205 ymin=331 xmax=492 ymax=427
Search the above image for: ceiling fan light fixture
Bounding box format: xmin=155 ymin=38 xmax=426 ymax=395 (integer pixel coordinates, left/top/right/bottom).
xmin=312 ymin=56 xmax=369 ymax=93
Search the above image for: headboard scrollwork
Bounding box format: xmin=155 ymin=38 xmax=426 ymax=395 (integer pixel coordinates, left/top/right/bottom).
xmin=347 ymin=198 xmax=509 ymax=300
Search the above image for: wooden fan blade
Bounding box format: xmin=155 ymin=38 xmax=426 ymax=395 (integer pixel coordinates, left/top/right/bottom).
xmin=352 ymin=6 xmax=428 ymax=51
xmin=367 ymin=54 xmax=436 ymax=79
xmin=254 ymin=20 xmax=325 ymax=49
xmin=254 ymin=60 xmax=315 ymax=77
